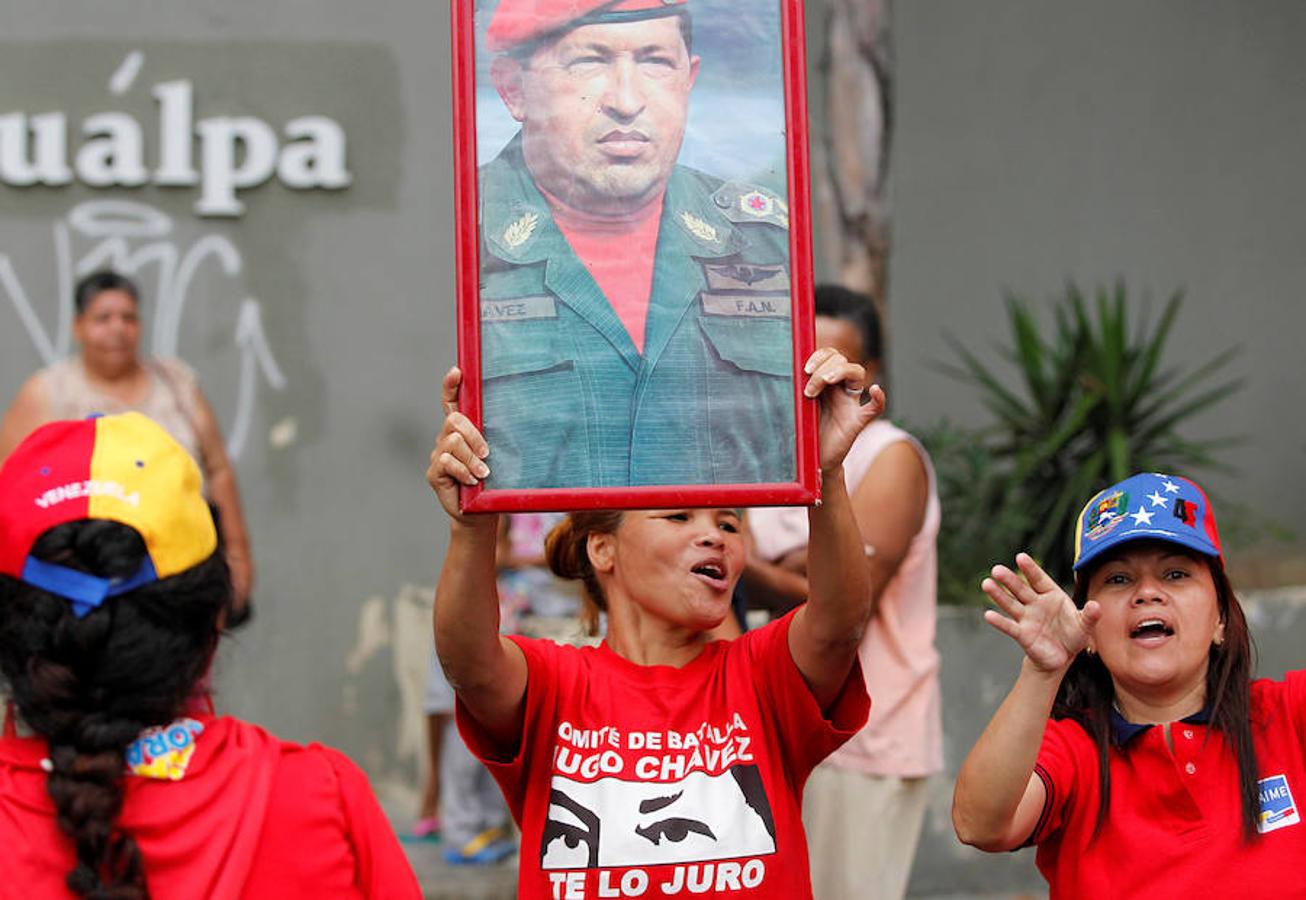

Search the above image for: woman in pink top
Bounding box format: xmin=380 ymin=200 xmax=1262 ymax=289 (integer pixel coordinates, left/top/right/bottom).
xmin=744 ymin=285 xmax=943 ymax=900
xmin=0 ymin=270 xmax=255 ymax=621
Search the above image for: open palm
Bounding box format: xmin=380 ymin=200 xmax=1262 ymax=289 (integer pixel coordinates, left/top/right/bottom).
xmin=981 ymin=553 xmax=1101 ymax=673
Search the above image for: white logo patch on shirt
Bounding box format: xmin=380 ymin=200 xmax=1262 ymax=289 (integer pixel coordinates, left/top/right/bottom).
xmin=1257 ymin=774 xmax=1300 ymax=834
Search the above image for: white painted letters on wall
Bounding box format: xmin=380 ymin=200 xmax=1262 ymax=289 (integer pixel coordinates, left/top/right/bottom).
xmin=152 ymin=79 xmax=199 ymax=186
xmin=1 ymin=57 xmax=353 ymax=217
xmin=0 ymin=112 xmax=74 ymax=186
xmin=77 ymin=113 xmax=149 ymax=187
xmin=279 ymin=116 xmax=352 ymax=189
xmin=196 ymin=117 xmax=279 ymax=216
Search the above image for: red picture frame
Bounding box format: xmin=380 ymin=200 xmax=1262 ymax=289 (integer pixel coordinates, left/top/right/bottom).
xmin=450 ymin=0 xmax=818 ymax=513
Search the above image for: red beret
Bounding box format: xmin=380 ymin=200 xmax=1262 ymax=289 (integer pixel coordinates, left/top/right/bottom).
xmin=486 ymin=0 xmax=689 ymax=54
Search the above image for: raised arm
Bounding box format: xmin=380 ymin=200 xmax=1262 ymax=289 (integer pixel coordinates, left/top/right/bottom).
xmin=742 ymin=439 xmax=927 ymax=619
xmin=952 ymin=554 xmax=1101 ymax=850
xmin=427 ymin=367 xmax=528 ymax=750
xmin=849 ymin=440 xmax=928 ymax=616
xmin=786 ymin=348 xmax=885 ymax=710
xmin=190 ymin=387 xmax=255 ymax=616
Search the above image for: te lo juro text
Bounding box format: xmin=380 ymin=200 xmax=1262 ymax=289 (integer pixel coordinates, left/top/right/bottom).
xmin=549 ymin=859 xmax=767 ymax=898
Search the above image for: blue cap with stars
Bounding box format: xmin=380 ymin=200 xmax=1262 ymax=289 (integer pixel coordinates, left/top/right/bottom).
xmin=1072 ymin=472 xmax=1222 ymax=572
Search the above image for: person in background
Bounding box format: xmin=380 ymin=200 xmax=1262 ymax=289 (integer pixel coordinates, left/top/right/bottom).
xmin=0 ymin=413 xmax=418 ymax=898
xmin=0 ymin=270 xmax=255 ymax=622
xmin=744 ymin=284 xmax=942 ymax=900
xmin=953 ymin=472 xmax=1306 ymax=895
xmin=408 ymin=653 xmax=452 ymax=844
xmin=430 ymin=515 xmax=520 ymax=866
xmin=423 ymin=653 xmax=517 ymax=867
xmin=500 ymin=513 xmax=576 ymax=619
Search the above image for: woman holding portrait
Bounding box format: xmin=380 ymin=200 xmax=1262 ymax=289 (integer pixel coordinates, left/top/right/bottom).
xmin=428 ymin=347 xmax=884 ymax=898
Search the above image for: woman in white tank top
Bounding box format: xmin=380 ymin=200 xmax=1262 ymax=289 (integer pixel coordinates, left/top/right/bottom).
xmin=0 ymin=271 xmax=255 ymax=620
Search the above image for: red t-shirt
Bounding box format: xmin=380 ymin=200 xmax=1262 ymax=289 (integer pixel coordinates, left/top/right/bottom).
xmin=546 ymin=187 xmax=663 ymax=354
xmin=458 ymin=611 xmax=870 ymax=899
xmin=0 ymin=715 xmax=420 ymax=899
xmin=1031 ymin=671 xmax=1306 ymax=898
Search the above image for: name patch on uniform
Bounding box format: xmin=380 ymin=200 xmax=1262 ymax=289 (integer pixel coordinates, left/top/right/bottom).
xmin=701 ymin=292 xmax=790 ymax=318
xmin=481 ymin=295 xmax=557 ymax=323
xmin=703 ymin=264 xmax=790 ymax=293
xmin=1257 ymin=774 xmax=1300 ymax=834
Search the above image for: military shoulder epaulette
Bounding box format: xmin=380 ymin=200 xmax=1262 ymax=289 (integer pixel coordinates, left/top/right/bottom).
xmin=712 ymin=182 xmax=790 ymax=230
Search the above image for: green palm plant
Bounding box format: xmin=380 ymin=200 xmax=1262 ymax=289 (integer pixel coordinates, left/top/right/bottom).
xmin=938 ymin=281 xmax=1242 ymax=586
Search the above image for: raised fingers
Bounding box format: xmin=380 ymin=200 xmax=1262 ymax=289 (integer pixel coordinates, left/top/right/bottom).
xmin=802 ymin=347 xmax=840 ymax=377
xmin=985 ymin=562 xmax=1043 ymax=609
xmin=1081 ymin=599 xmax=1103 ymax=629
xmin=433 ymin=413 xmax=489 ymax=487
xmin=432 ymin=450 xmax=480 ymax=488
xmin=441 ymin=366 xmax=463 ymax=416
xmin=1015 ymin=553 xmax=1060 ymax=594
xmin=983 ymin=608 xmax=1023 ymax=641
xmin=857 ymin=382 xmax=887 ymax=415
xmin=803 ymin=354 xmax=865 ymax=398
xmin=445 ymin=411 xmax=489 ymax=463
xmin=981 ymin=571 xmax=1026 ymax=620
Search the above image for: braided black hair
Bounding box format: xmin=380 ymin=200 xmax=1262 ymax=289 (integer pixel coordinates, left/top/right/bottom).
xmin=0 ymin=518 xmax=230 ymax=897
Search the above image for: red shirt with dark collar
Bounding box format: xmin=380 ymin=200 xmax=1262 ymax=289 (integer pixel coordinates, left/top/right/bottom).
xmin=1030 ymin=671 xmax=1306 ymax=898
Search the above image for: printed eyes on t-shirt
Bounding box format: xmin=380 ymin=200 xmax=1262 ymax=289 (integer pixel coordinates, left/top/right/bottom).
xmin=543 ymin=788 xmax=600 ymax=867
xmin=635 ymin=817 xmax=717 ymax=846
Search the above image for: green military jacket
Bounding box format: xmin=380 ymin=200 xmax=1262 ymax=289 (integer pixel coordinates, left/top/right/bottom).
xmin=478 ymin=135 xmax=796 ymax=490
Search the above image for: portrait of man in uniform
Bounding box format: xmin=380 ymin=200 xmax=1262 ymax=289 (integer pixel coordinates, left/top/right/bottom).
xmin=471 ymin=0 xmax=799 ymax=492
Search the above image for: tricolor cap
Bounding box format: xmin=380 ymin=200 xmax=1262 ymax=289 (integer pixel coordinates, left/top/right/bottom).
xmin=0 ymin=413 xmax=217 ymax=617
xmin=486 ymin=0 xmax=688 ymax=54
xmin=1072 ymin=472 xmax=1222 ymax=572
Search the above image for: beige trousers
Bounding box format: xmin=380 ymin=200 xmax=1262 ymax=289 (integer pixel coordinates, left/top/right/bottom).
xmin=802 ymin=764 xmax=931 ymax=900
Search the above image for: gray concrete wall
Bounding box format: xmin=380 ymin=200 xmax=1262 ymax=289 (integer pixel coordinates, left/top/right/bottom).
xmin=0 ymin=1 xmax=455 ymax=792
xmin=887 ymin=0 xmax=1306 ymax=564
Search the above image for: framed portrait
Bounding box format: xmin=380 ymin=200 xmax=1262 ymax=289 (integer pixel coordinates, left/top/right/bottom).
xmin=451 ymin=0 xmax=818 ymax=512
